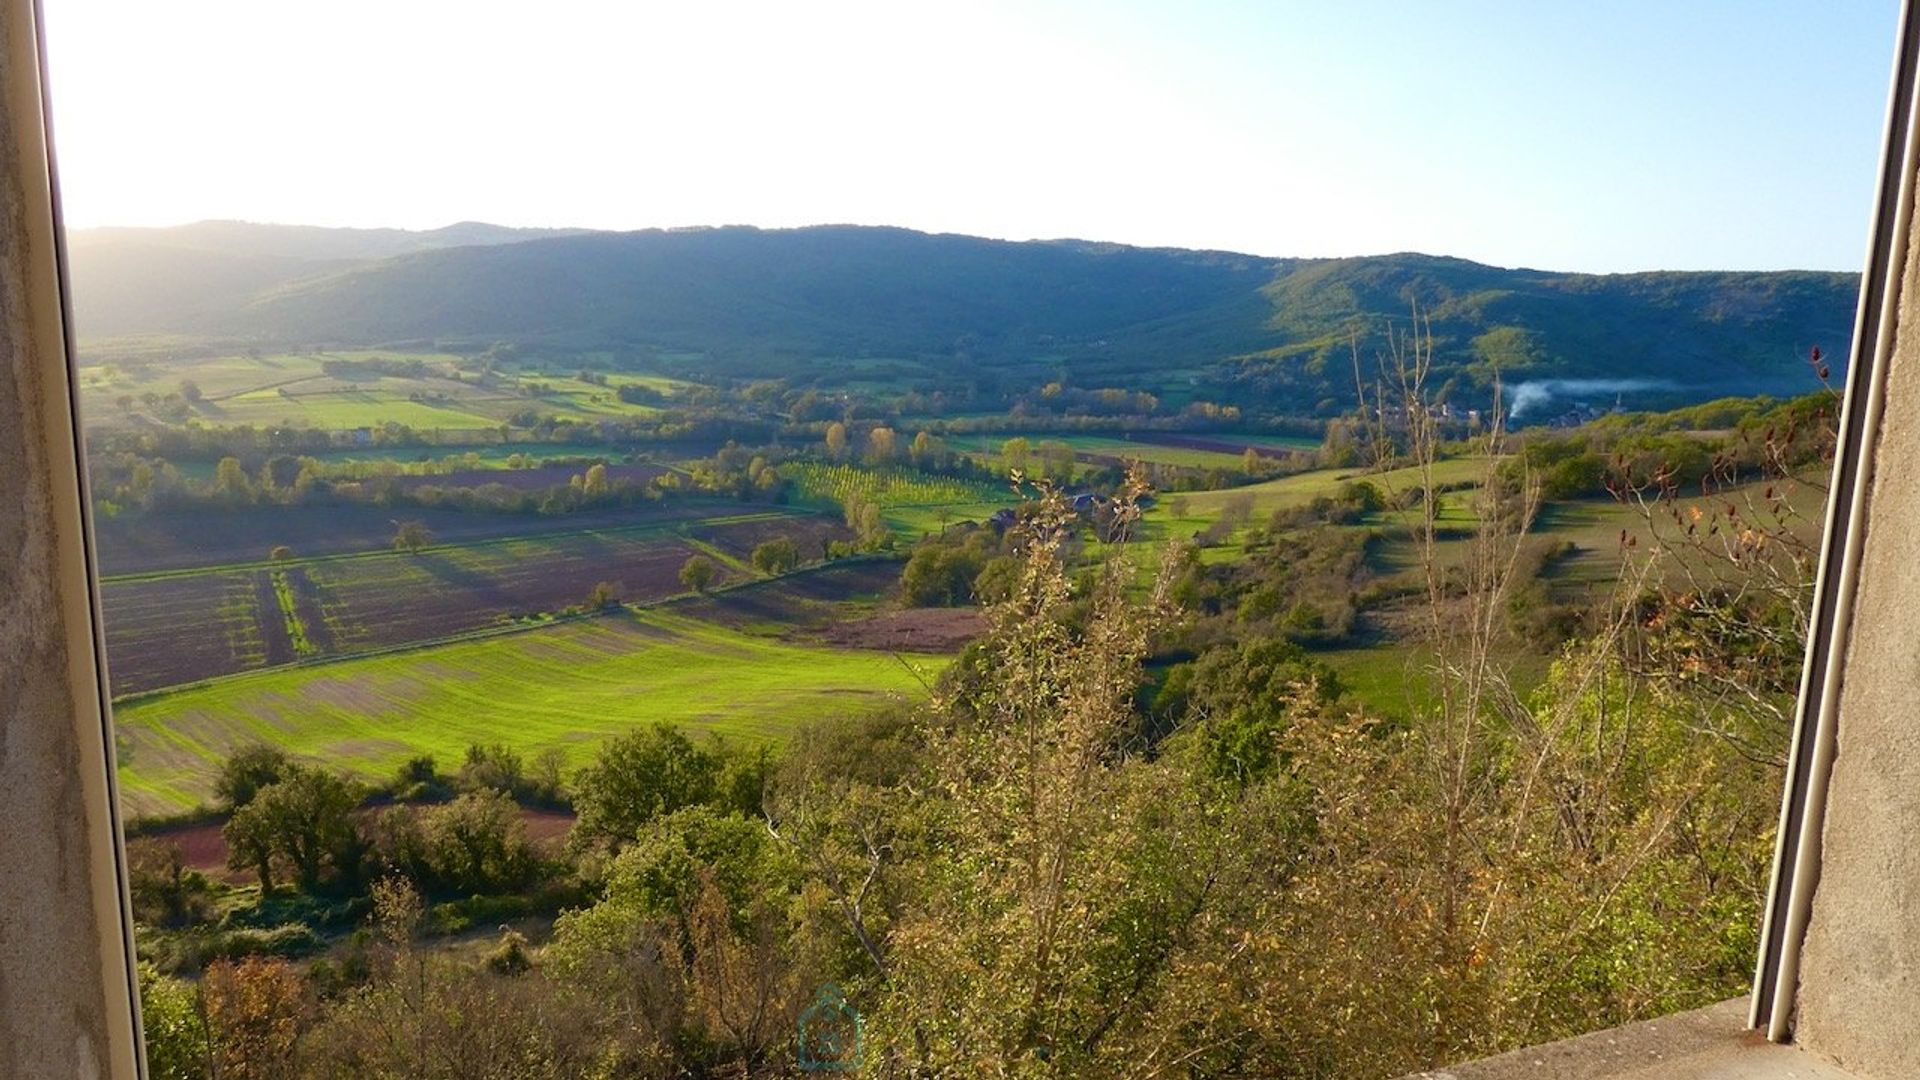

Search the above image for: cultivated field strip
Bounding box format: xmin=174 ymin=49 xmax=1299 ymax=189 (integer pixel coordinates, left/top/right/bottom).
xmin=112 ymin=611 xmax=948 ymax=814
xmin=100 ymin=508 xmax=852 ymax=695
xmin=100 ymin=573 xmax=263 ymax=694
xmin=95 ymin=501 xmax=735 ymax=578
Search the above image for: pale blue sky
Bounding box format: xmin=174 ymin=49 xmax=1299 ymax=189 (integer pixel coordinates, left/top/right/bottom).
xmin=41 ymin=0 xmax=1897 ymax=272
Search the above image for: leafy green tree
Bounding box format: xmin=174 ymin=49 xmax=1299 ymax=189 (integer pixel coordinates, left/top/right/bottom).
xmin=749 ymin=536 xmax=799 ymax=575
xmin=137 ymin=962 xmax=210 ymax=1080
xmin=899 ymin=543 xmax=986 ymax=607
xmin=262 ymin=454 xmax=304 ymax=491
xmin=223 ymin=802 xmax=279 ymax=894
xmin=1334 ymin=478 xmax=1385 ymax=512
xmin=391 ymin=519 xmax=433 ymax=554
xmin=528 ymin=747 xmax=568 ymax=806
xmin=679 ymin=554 xmax=718 ymax=593
xmin=910 ymin=429 xmax=942 ymax=467
xmin=586 ymin=580 xmax=622 ymax=610
xmin=226 ymin=767 xmax=369 ymax=894
xmin=1037 ymin=439 xmax=1076 ymax=481
xmin=213 ymin=456 xmax=252 ymax=502
xmin=392 ymin=754 xmax=452 ymax=802
xmin=572 ymin=723 xmax=721 ymax=848
xmin=459 ymin=742 xmax=528 ymax=798
xmin=713 ymin=740 xmax=775 ymax=818
xmin=126 ymin=837 xmax=212 ymax=928
xmin=215 ymin=744 xmax=293 ymax=810
xmin=1155 ymin=636 xmax=1342 ymax=786
xmin=582 ymin=462 xmax=609 ymax=495
xmin=584 ymin=806 xmax=795 ymax=925
xmin=421 ymin=790 xmax=538 ymax=895
xmin=970 ymin=554 xmax=1022 ymax=603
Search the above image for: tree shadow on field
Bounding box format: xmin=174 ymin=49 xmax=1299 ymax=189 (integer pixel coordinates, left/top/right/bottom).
xmin=412 ymin=552 xmax=517 ymax=609
xmin=587 ymin=603 xmax=677 ymax=643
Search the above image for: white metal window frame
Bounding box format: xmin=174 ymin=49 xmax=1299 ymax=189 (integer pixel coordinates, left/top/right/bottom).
xmin=6 ymin=0 xmax=146 ymax=1074
xmin=1750 ymin=0 xmax=1920 ymax=1042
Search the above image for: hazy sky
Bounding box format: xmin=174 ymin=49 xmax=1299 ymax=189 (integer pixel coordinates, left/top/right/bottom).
xmin=41 ymin=0 xmax=1897 ymax=273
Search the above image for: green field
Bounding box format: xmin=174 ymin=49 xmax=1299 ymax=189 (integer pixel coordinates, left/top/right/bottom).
xmin=951 ymin=431 xmax=1321 ymax=473
xmin=113 ymin=609 xmax=946 ymax=815
xmin=1176 ymin=456 xmax=1493 ymax=520
xmin=164 ymin=443 xmax=680 ymax=484
xmin=1120 ymin=456 xmax=1496 ymax=565
xmin=1317 ymin=644 xmax=1554 ymax=721
xmin=78 ymin=350 xmax=688 ymax=432
xmin=786 ymin=461 xmax=1016 ymax=533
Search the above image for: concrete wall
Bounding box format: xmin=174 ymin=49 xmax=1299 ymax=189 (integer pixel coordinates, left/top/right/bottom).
xmin=1405 ymin=999 xmax=1858 ymax=1080
xmin=1793 ymin=173 xmax=1920 ymax=1078
xmin=0 ymin=1 xmax=145 ymax=1076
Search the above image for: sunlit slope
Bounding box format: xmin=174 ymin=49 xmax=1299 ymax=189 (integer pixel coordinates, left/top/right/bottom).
xmin=114 ymin=610 xmax=946 ymax=814
xmin=68 ymin=223 xmax=1856 ymax=411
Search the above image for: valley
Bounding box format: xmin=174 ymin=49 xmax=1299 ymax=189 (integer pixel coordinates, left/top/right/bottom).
xmin=81 ymin=221 xmax=1837 ymax=1078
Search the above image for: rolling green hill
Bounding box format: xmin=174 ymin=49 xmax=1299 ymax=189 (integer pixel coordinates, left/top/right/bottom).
xmin=66 ymin=220 xmax=589 ymax=341
xmin=67 ymin=222 xmax=1857 ymax=413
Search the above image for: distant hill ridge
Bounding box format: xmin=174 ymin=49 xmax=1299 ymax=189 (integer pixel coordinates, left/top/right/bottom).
xmin=66 ymin=221 xmax=1857 ymax=413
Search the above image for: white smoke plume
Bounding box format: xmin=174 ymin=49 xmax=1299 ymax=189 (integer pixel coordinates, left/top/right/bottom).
xmin=1505 ymin=378 xmax=1677 ymax=420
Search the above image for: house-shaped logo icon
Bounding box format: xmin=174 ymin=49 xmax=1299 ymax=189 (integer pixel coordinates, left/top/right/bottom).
xmin=796 ymin=983 xmax=862 ymax=1072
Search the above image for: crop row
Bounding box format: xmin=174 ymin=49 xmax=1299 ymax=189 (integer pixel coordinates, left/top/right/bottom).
xmin=113 ymin=610 xmax=948 ymax=814
xmin=786 ymin=462 xmax=1007 ymax=510
xmin=100 ymin=511 xmax=851 ymax=695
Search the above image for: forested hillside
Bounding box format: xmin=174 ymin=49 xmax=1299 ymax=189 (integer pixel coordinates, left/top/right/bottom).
xmin=68 ymin=222 xmax=1856 ymax=415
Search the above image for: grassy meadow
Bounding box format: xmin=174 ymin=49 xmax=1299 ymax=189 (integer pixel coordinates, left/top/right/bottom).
xmin=947 ymin=430 xmax=1322 ymax=474
xmin=786 ymin=461 xmax=1016 ymax=533
xmin=114 ymin=609 xmax=948 ymax=814
xmin=78 ymin=349 xmax=688 ymax=432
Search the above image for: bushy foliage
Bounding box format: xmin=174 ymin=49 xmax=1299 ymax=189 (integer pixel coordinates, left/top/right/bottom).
xmin=897 ymin=528 xmax=1004 ymax=607
xmin=139 ymin=446 xmax=1795 ymax=1078
xmin=127 ymin=838 xmax=218 ymax=928
xmin=571 ymin=723 xmax=770 ymax=849
xmin=678 ymin=554 xmax=718 ymax=592
xmin=214 ymin=744 xmax=293 ymax=810
xmin=376 ymin=790 xmax=542 ymax=897
xmin=138 ymin=962 xmax=211 ymax=1080
xmin=1153 ymin=636 xmax=1343 ymax=785
xmin=750 ymin=535 xmax=801 ymax=575
xmin=202 ymin=957 xmax=307 ymax=1080
xmin=223 ymin=766 xmax=369 ymax=894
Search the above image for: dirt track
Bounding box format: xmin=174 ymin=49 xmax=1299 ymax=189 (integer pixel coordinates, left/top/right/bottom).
xmin=143 ymin=806 xmax=578 ymax=881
